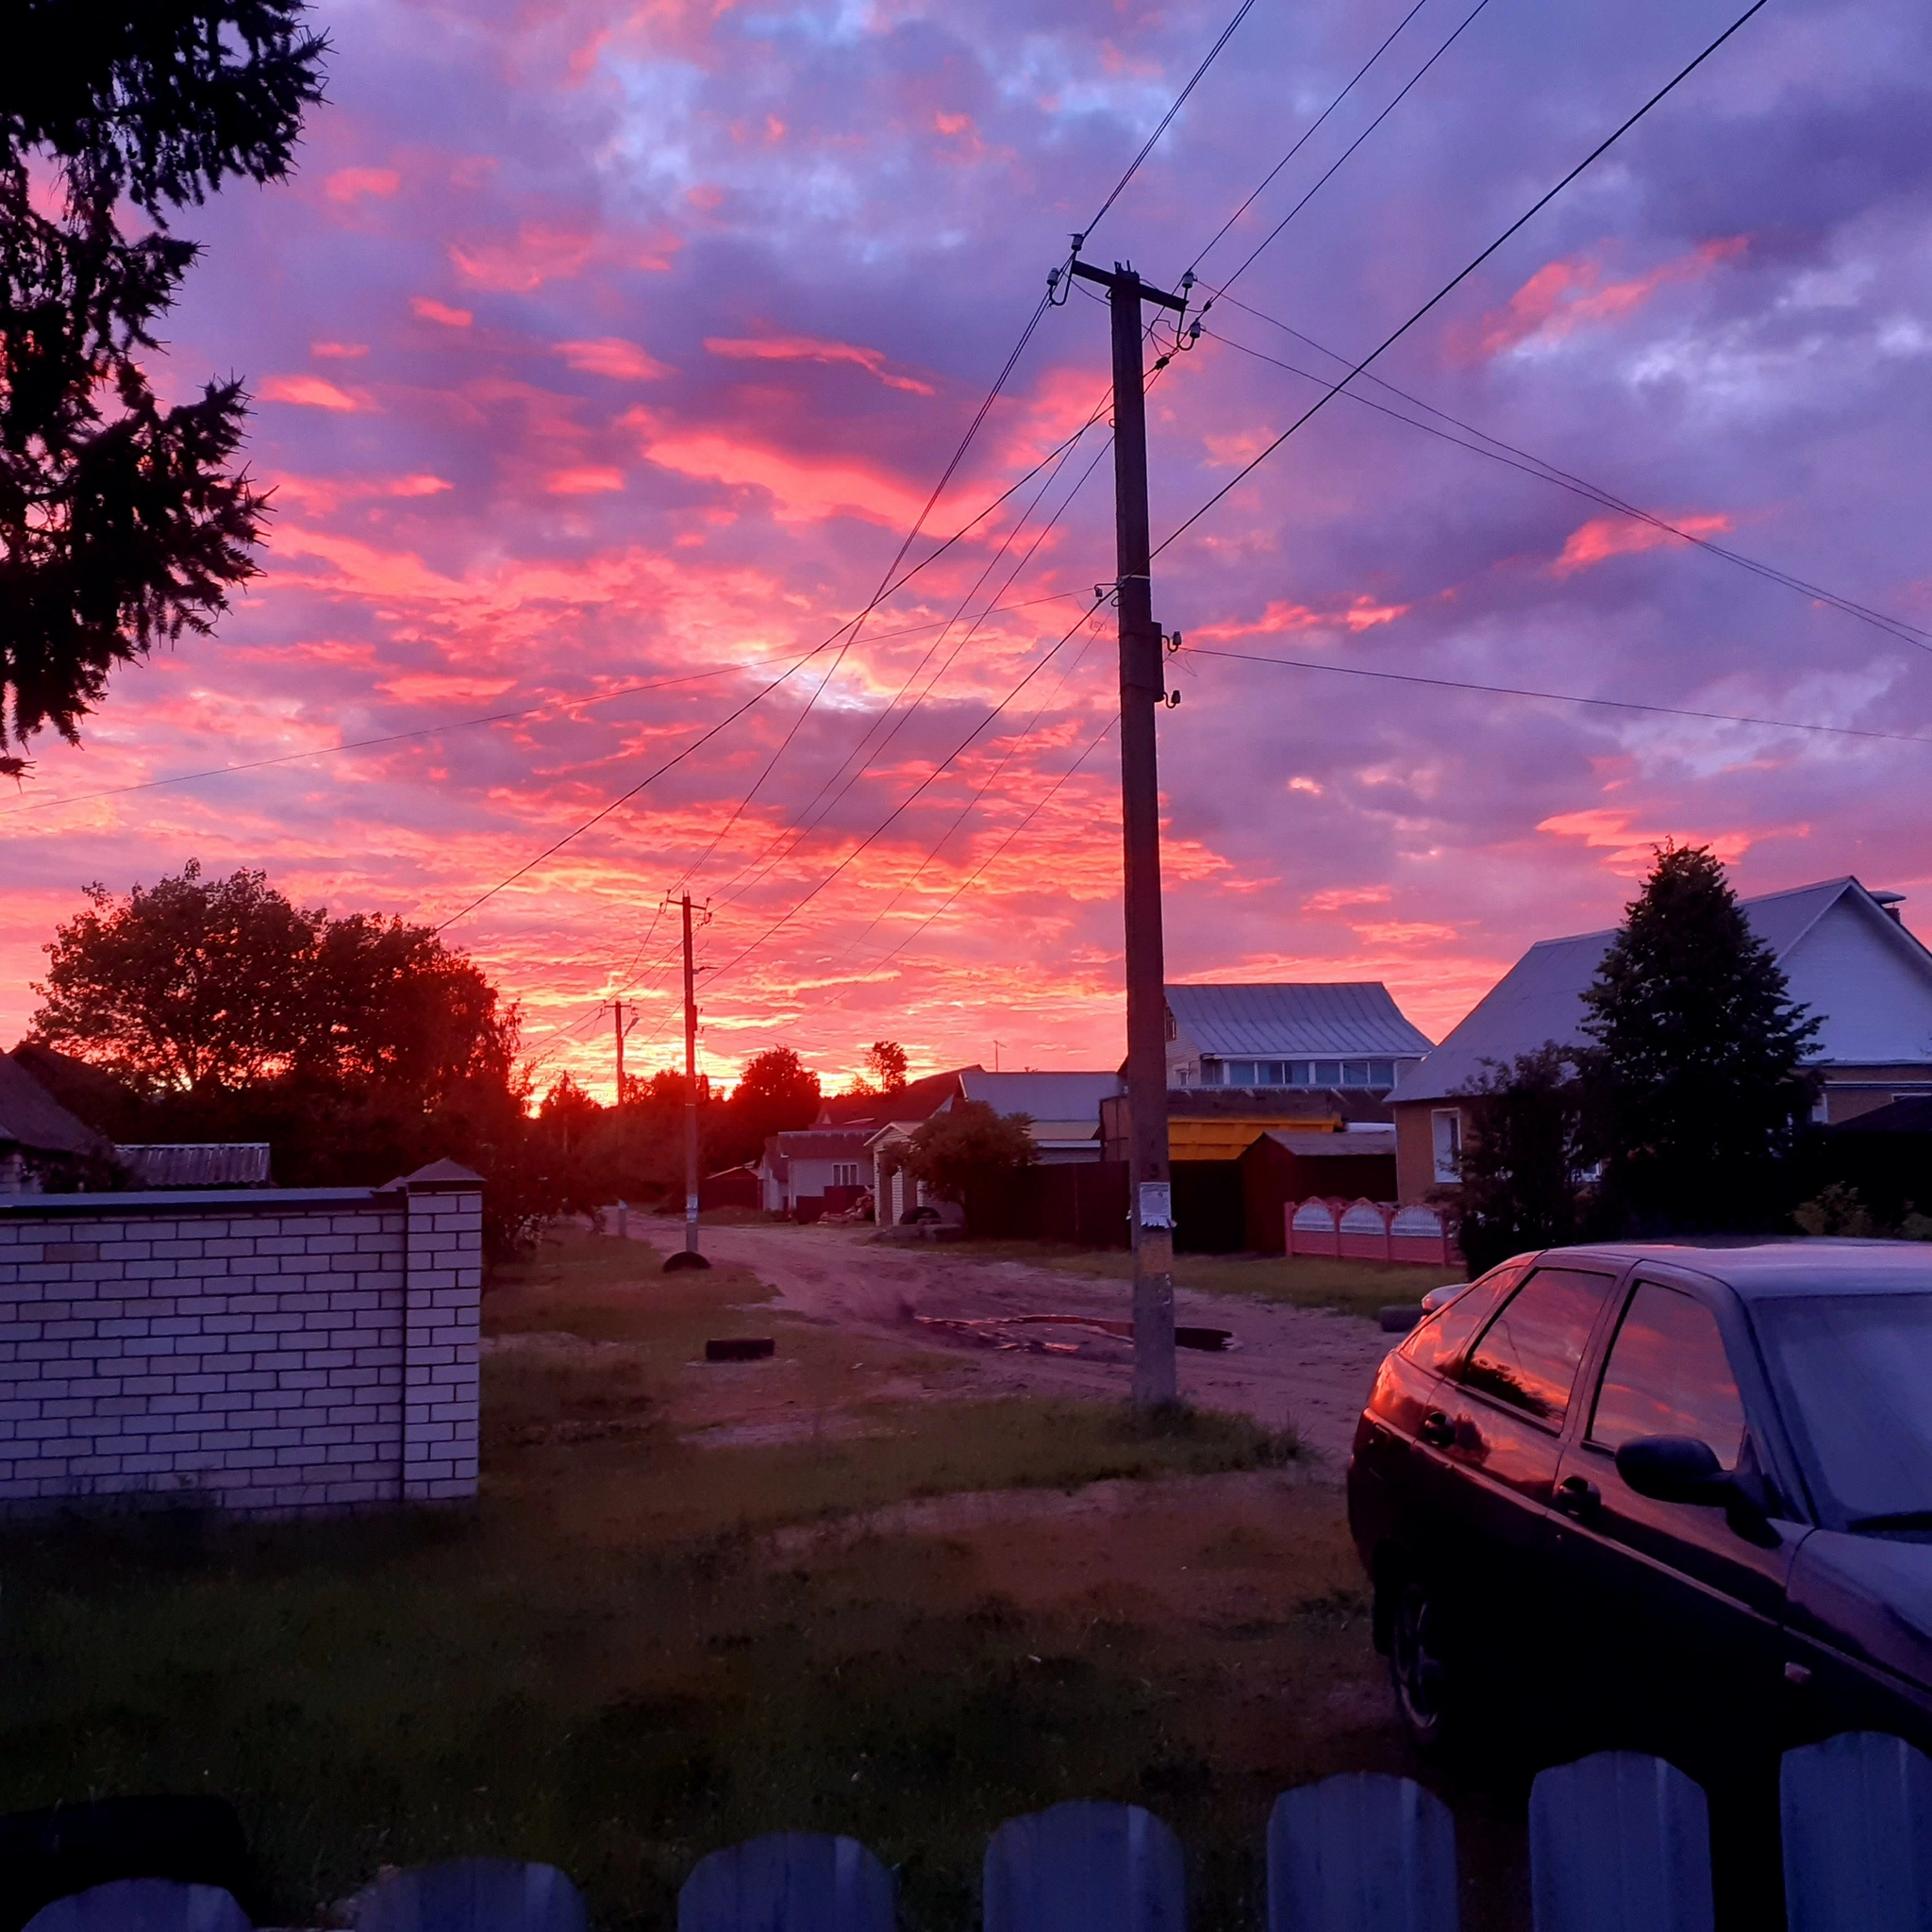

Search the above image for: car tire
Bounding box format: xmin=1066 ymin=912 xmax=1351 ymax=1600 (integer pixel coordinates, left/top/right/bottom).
xmin=1387 ymin=1574 xmax=1455 ymax=1755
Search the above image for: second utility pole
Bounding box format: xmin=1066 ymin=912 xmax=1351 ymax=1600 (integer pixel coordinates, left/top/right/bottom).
xmin=1072 ymin=256 xmax=1186 ymax=1409
xmin=664 ymin=891 xmax=712 ymax=1273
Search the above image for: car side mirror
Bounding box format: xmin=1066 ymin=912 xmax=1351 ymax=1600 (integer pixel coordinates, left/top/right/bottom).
xmin=1616 ymin=1435 xmax=1726 ymax=1504
xmin=1616 ymin=1434 xmax=1780 ymax=1545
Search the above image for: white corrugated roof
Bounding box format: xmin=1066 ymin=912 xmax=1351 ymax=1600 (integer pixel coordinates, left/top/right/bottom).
xmin=1165 ymin=983 xmax=1434 ymax=1058
xmin=956 ymin=1070 xmax=1123 ymax=1122
xmin=1391 ymin=876 xmax=1932 ymax=1104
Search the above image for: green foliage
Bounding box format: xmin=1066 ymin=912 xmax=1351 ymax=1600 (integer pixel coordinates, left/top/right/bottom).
xmin=2 ymin=2 xmax=328 ymax=743
xmin=1792 ymin=1184 xmax=1932 ymax=1241
xmin=1451 ymin=1045 xmax=1594 ymax=1275
xmin=904 ymin=1100 xmax=1036 ymax=1207
xmin=1581 ymin=843 xmax=1821 ymax=1232
xmin=864 ymin=1040 xmax=908 ymax=1094
xmin=28 ymin=861 xmax=543 ymax=1252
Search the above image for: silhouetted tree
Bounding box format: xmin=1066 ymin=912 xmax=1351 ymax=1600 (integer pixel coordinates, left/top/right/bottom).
xmin=715 ymin=1046 xmax=820 ymax=1164
xmin=1451 ymin=1046 xmax=1593 ymax=1276
xmin=2 ymin=2 xmax=327 ymax=746
xmin=864 ymin=1040 xmax=908 ymax=1094
xmin=1581 ymin=843 xmax=1820 ymax=1231
xmin=904 ymin=1100 xmax=1036 ymax=1227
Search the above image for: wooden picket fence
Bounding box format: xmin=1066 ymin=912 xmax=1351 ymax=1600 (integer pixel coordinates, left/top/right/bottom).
xmin=23 ymin=1731 xmax=1932 ymax=1932
xmin=1286 ymin=1197 xmax=1461 ymax=1267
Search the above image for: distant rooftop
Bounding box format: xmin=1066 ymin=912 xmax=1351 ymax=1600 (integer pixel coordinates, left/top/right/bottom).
xmin=1166 ymin=983 xmax=1433 ymax=1060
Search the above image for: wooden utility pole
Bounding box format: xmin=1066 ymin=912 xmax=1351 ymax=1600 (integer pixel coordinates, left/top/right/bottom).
xmin=1070 ymin=257 xmax=1186 ymax=1409
xmin=610 ymin=996 xmax=626 ymax=1104
xmin=665 ymin=892 xmax=711 ymax=1272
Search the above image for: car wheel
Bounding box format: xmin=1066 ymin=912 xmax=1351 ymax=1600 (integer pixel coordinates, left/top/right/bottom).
xmin=1388 ymin=1574 xmax=1454 ymax=1753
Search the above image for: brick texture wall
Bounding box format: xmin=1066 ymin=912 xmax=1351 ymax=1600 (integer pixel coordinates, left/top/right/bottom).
xmin=0 ymin=1164 xmax=481 ymax=1515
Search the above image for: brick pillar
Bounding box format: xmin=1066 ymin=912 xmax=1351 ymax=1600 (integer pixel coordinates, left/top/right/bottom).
xmin=400 ymin=1160 xmax=483 ymax=1503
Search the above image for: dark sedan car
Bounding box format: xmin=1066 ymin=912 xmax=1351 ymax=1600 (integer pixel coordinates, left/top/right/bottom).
xmin=1347 ymin=1239 xmax=1932 ymax=1764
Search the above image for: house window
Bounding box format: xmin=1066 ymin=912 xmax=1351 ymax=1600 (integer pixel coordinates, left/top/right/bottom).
xmin=1313 ymin=1060 xmax=1342 ymax=1087
xmin=1432 ymin=1108 xmax=1464 ymax=1185
xmin=832 ymin=1163 xmax=858 ymax=1188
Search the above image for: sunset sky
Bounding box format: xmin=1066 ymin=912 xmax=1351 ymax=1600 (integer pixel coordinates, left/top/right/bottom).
xmin=5 ymin=0 xmax=1930 ymax=1097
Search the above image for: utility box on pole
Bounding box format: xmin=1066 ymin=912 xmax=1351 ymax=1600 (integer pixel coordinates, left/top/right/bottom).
xmin=1070 ymin=256 xmax=1186 ymax=1409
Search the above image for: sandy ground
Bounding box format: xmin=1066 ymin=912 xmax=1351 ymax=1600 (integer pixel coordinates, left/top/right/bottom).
xmin=626 ymin=1219 xmax=1392 ymax=1474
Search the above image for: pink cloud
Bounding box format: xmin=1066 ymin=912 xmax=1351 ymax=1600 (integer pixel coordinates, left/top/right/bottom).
xmin=257 ymin=374 xmax=371 ymax=412
xmin=556 ymin=338 xmax=675 ymax=381
xmin=1192 ymin=595 xmax=1409 ymax=641
xmin=325 ymin=166 xmax=401 ymax=204
xmin=411 ymin=295 xmax=474 ymax=327
xmin=545 ymin=467 xmax=626 ymax=494
xmin=640 ymin=431 xmax=931 ymax=526
xmin=1553 ymin=511 xmax=1733 ymax=576
xmin=448 ymin=220 xmax=679 ymax=293
xmin=1471 ymin=237 xmax=1750 ymax=358
xmin=312 ymin=341 xmax=369 ymax=358
xmin=1537 ymin=809 xmax=1757 ymax=873
xmin=704 ymin=332 xmax=937 ymax=396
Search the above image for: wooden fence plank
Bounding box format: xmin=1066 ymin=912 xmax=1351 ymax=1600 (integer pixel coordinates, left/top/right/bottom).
xmin=1528 ymin=1753 xmax=1711 ymax=1932
xmin=983 ymin=1800 xmax=1184 ymax=1932
xmin=1782 ymin=1730 xmax=1932 ymax=1931
xmin=23 ymin=1881 xmax=252 ymax=1932
xmin=678 ymin=1833 xmax=895 ymax=1932
xmin=355 ymin=1860 xmax=588 ymax=1932
xmin=1266 ymin=1772 xmax=1457 ymax=1932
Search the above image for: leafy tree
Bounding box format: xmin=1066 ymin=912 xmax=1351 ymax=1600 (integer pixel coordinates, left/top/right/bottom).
xmin=1451 ymin=1046 xmax=1593 ymax=1276
xmin=1580 ymin=843 xmax=1820 ymax=1231
xmin=864 ymin=1040 xmax=908 ymax=1094
xmin=2 ymin=2 xmax=327 ymax=746
xmin=904 ymin=1100 xmax=1036 ymax=1223
xmin=32 ymin=859 xmax=324 ymax=1092
xmin=716 ymin=1046 xmax=820 ymax=1164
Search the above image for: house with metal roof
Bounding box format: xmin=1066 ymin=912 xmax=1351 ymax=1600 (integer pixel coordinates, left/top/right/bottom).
xmin=1389 ymin=875 xmax=1932 ymax=1202
xmin=953 ymin=1069 xmax=1123 ymax=1162
xmin=1163 ymin=982 xmax=1434 ymax=1092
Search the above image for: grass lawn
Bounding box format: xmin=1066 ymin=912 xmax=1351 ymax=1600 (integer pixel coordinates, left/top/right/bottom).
xmin=0 ymin=1226 xmax=1524 ymax=1931
xmin=921 ymin=1241 xmax=1463 ymax=1323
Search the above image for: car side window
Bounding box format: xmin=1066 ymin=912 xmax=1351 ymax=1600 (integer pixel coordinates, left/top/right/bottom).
xmin=1459 ymin=1268 xmax=1616 ymax=1425
xmin=1398 ymin=1259 xmax=1528 ymax=1374
xmin=1590 ymin=1282 xmax=1747 ymax=1470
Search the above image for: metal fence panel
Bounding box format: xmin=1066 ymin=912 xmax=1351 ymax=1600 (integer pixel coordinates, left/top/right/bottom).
xmin=677 ymin=1834 xmax=894 ymax=1932
xmin=983 ymin=1800 xmax=1185 ymax=1932
xmin=24 ymin=1883 xmax=252 ymax=1932
xmin=1782 ymin=1730 xmax=1932 ymax=1932
xmin=1267 ymin=1773 xmax=1457 ymax=1932
xmin=1529 ymin=1753 xmax=1712 ymax=1932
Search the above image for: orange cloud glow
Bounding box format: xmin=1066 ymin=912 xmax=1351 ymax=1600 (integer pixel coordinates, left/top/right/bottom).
xmin=1192 ymin=595 xmax=1409 ymax=641
xmin=704 ymin=333 xmax=936 ymax=395
xmin=1553 ymin=511 xmax=1734 ymax=576
xmin=1474 ymin=237 xmax=1749 ymax=357
xmin=545 ymin=466 xmax=626 ymax=494
xmin=557 ymin=338 xmax=675 ymax=381
xmin=410 ymin=295 xmax=474 ymax=327
xmin=640 ymin=431 xmax=931 ymax=526
xmin=258 ymin=374 xmax=370 ymax=411
xmin=325 ymin=166 xmax=401 ymax=203
xmin=1537 ymin=809 xmax=1756 ymax=873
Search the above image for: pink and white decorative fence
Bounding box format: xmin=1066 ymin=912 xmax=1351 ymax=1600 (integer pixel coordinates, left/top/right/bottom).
xmin=1285 ymin=1197 xmax=1459 ymax=1266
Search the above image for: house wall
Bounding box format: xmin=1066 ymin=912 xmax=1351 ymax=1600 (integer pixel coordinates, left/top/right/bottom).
xmin=1786 ymin=899 xmax=1932 ymax=1065
xmin=1393 ymin=1101 xmax=1452 ymax=1205
xmin=0 ymin=1175 xmax=479 ymax=1516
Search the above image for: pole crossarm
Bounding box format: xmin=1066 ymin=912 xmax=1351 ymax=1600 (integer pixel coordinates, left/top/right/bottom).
xmin=1069 ymin=260 xmax=1190 ymax=314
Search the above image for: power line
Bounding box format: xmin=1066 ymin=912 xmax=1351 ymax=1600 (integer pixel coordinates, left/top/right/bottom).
xmin=1205 ymin=0 xmax=1496 ymax=298
xmin=1187 ymin=0 xmax=1439 ymax=276
xmin=1158 ymin=0 xmax=1774 ymax=558
xmin=1199 ymin=306 xmax=1932 ymax=654
xmin=1178 ymin=643 xmax=1932 ymax=748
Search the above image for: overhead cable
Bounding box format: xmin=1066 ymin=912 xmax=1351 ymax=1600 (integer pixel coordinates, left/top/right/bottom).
xmin=1158 ymin=0 xmax=1774 ymax=558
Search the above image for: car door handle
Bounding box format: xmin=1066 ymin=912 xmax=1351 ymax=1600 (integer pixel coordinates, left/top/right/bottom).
xmin=1555 ymin=1475 xmax=1601 ymax=1520
xmin=1418 ymin=1409 xmax=1455 ymax=1449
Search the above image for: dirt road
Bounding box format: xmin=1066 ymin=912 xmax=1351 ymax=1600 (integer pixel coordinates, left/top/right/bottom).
xmin=645 ymin=1221 xmax=1393 ymax=1474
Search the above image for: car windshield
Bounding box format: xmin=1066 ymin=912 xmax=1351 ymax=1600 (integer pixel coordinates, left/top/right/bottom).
xmin=1754 ymin=1292 xmax=1932 ymax=1530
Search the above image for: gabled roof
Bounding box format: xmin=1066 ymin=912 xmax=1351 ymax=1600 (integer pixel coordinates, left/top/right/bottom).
xmin=954 ymin=1069 xmax=1122 ymax=1122
xmin=774 ymin=1128 xmax=874 ymax=1159
xmin=1259 ymin=1126 xmax=1398 ymax=1158
xmin=0 ymin=1052 xmax=111 ymax=1160
xmin=1391 ymin=876 xmax=1932 ymax=1105
xmin=1165 ymin=983 xmax=1433 ymax=1058
xmin=118 ymin=1143 xmax=272 ymax=1189
xmin=814 ymin=1066 xmax=974 ymax=1128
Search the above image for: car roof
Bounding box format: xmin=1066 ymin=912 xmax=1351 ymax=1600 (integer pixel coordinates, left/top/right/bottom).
xmin=1526 ymin=1238 xmax=1932 ymax=1299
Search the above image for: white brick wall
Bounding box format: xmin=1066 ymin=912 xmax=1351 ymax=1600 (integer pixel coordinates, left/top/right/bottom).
xmin=0 ymin=1171 xmax=481 ymax=1515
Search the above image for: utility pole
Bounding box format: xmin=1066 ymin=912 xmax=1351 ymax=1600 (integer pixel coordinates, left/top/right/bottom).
xmin=664 ymin=892 xmax=712 ymax=1273
xmin=611 ymin=996 xmax=626 ymax=1104
xmin=1070 ymin=256 xmax=1187 ymax=1410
